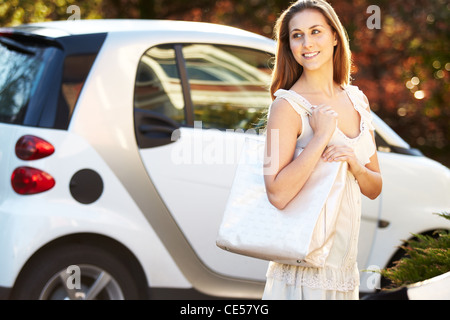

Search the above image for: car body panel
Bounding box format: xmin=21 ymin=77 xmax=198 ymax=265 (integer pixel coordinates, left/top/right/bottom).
xmin=66 ymin=27 xmax=269 ymax=298
xmin=0 ymin=124 xmax=190 ymax=289
xmin=0 ymin=20 xmax=448 ymax=299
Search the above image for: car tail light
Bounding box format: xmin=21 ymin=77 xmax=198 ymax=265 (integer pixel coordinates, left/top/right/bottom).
xmin=11 ymin=166 xmax=55 ymax=195
xmin=15 ymin=135 xmax=55 ymax=160
xmin=0 ymin=28 xmax=14 ymax=37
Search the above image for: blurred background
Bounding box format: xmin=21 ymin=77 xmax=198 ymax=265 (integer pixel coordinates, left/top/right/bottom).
xmin=1 ymin=0 xmax=448 ymax=167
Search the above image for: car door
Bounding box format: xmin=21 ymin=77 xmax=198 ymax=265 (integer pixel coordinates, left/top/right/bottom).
xmin=134 ymin=42 xmax=380 ymax=282
xmin=134 ymin=43 xmax=273 ymax=281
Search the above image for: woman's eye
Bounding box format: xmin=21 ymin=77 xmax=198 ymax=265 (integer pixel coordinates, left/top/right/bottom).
xmin=312 ymin=29 xmax=320 ymax=35
xmin=293 ymin=33 xmax=303 ymax=39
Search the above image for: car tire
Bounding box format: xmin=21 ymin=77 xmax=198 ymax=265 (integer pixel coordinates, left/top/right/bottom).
xmin=11 ymin=242 xmax=143 ymax=300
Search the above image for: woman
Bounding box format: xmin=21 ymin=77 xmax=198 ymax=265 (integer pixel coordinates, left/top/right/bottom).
xmin=263 ymin=0 xmax=382 ymax=300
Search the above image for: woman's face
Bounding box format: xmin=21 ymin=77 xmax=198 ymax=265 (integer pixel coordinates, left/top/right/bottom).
xmin=288 ymin=9 xmax=337 ymax=72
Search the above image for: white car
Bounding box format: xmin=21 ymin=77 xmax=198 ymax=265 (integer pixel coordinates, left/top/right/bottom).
xmin=0 ymin=20 xmax=448 ymax=300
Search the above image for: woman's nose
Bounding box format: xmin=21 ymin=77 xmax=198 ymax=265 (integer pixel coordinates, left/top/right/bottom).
xmin=303 ymin=34 xmax=313 ymax=48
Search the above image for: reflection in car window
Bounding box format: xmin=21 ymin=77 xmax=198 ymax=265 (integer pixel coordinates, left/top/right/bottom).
xmin=134 ymin=45 xmax=185 ymax=124
xmin=61 ymin=55 xmax=96 ymax=115
xmin=0 ymin=42 xmax=45 ymax=124
xmin=182 ymin=44 xmax=273 ymax=130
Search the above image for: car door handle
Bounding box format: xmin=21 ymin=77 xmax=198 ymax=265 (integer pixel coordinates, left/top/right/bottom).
xmin=134 ymin=108 xmax=181 ymax=148
xmin=135 ymin=109 xmax=180 ymax=129
xmin=139 ymin=124 xmax=177 ymax=135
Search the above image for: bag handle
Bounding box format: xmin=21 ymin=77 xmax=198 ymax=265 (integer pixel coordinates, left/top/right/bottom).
xmin=275 ymin=89 xmax=313 ymax=116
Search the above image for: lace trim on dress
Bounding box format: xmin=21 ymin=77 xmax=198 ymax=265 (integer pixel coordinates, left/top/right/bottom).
xmin=266 ymin=262 xmax=360 ymax=292
xmin=356 ymin=131 xmax=376 ymax=166
xmin=273 ymin=87 xmax=376 ymax=165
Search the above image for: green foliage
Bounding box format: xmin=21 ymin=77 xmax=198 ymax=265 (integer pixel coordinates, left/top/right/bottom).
xmin=380 ymin=213 xmax=450 ymax=288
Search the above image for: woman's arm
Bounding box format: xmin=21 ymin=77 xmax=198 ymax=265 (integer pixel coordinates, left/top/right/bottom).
xmin=353 ymin=136 xmax=383 ymax=199
xmin=264 ymin=99 xmax=337 ymax=209
xmin=321 ymin=131 xmax=382 ymax=199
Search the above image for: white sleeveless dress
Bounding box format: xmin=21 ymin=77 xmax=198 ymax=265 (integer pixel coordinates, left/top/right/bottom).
xmin=262 ymin=85 xmax=376 ymax=300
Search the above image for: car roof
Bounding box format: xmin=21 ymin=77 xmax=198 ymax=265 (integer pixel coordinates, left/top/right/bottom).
xmin=12 ymin=19 xmax=270 ymax=41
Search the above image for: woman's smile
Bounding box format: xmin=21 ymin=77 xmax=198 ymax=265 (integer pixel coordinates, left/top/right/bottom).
xmin=302 ymin=51 xmax=320 ymax=59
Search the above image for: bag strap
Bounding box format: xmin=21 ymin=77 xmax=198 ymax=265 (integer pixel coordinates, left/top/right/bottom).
xmin=274 ymin=89 xmax=312 ymax=116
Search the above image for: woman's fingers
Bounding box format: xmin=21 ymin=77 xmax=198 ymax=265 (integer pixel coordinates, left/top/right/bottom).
xmin=322 ymin=145 xmax=354 ymax=162
xmin=309 ymin=105 xmax=338 ymax=138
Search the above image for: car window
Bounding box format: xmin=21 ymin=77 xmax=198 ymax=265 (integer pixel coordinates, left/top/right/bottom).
xmin=0 ymin=35 xmax=99 ymax=129
xmin=55 ymin=54 xmax=97 ymax=129
xmin=134 ymin=45 xmax=185 ymax=125
xmin=182 ymin=44 xmax=273 ymax=131
xmin=0 ymin=39 xmax=46 ymax=124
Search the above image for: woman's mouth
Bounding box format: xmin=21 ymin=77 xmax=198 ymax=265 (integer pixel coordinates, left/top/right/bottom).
xmin=302 ymin=51 xmax=319 ymax=59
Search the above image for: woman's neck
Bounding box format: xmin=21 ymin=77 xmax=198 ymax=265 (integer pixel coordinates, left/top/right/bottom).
xmin=294 ymin=66 xmax=340 ymax=98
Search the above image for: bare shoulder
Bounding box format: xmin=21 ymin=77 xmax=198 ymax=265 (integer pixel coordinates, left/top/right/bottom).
xmin=269 ymin=97 xmax=302 ymax=119
xmin=267 ymin=98 xmax=302 ymax=134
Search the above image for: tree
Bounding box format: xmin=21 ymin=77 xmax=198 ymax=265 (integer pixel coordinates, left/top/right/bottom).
xmin=1 ymin=0 xmax=448 ymax=166
xmin=346 ymin=0 xmax=449 ymax=167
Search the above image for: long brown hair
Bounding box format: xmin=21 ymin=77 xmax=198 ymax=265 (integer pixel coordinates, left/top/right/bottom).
xmin=270 ymin=0 xmax=352 ymax=100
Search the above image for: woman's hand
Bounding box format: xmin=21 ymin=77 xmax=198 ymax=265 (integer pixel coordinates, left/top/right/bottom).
xmin=322 ymin=144 xmax=365 ymax=176
xmin=309 ymin=105 xmax=338 ymax=142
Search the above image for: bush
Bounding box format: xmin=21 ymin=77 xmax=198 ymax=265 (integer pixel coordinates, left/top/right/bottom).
xmin=379 ymin=213 xmax=450 ymax=288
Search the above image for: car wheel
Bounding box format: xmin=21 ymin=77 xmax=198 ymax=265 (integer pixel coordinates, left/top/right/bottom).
xmin=12 ymin=242 xmax=143 ymax=300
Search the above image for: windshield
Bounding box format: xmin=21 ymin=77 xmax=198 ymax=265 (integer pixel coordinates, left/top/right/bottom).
xmin=0 ymin=37 xmax=46 ymax=124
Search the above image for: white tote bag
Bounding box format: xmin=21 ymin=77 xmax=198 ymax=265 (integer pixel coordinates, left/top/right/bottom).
xmin=216 ymin=135 xmax=347 ymax=268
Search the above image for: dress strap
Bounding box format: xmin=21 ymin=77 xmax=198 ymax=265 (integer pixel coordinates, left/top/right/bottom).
xmin=344 ymin=85 xmax=375 ymax=131
xmin=273 ymin=89 xmax=312 ymax=116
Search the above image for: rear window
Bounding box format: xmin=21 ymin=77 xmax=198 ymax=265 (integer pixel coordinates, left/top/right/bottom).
xmin=0 ymin=33 xmax=101 ymax=129
xmin=0 ymin=38 xmax=46 ymax=124
xmin=56 ymin=54 xmax=97 ymax=128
